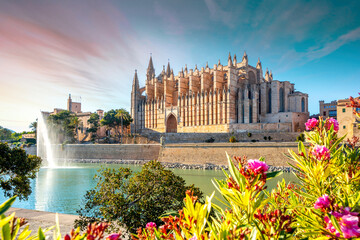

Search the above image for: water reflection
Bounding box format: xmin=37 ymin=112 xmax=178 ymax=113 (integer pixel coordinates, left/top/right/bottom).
xmin=0 ymin=164 xmax=298 ymax=214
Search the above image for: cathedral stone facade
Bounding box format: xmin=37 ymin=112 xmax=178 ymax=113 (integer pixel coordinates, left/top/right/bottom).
xmin=131 ymin=52 xmax=309 ymax=134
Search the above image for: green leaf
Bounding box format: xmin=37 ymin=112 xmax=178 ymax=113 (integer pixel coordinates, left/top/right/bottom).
xmin=38 ymin=228 xmax=46 ymax=240
xmin=11 ymin=218 xmax=20 ymax=240
xmin=329 ymin=214 xmax=342 ymax=236
xmin=0 ymin=197 xmax=16 ymax=215
xmin=0 ymin=215 xmax=12 ymax=240
xmin=266 ymin=171 xmax=283 ymax=180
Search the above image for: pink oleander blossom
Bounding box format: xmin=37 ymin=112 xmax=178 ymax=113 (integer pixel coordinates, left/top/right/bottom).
xmin=325 ymin=118 xmax=339 ymax=132
xmin=314 ymin=194 xmax=331 ymax=210
xmin=326 ymin=207 xmax=360 ymax=238
xmin=106 ymin=233 xmax=121 ymax=240
xmin=325 ymin=216 xmax=340 ymax=237
xmin=312 ymin=145 xmax=331 ymax=161
xmin=305 ymin=118 xmax=319 ymax=131
xmin=146 ymin=222 xmax=157 ymax=229
xmin=340 ymin=214 xmax=360 ymax=238
xmin=248 ymin=159 xmax=269 ymax=174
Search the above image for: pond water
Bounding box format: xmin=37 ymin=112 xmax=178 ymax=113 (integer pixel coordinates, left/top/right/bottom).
xmin=0 ymin=163 xmax=298 ymax=215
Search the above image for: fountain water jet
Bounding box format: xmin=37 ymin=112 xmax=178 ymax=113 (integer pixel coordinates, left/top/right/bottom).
xmin=37 ymin=112 xmax=56 ymax=168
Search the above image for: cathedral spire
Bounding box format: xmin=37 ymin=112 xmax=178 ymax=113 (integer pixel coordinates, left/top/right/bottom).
xmin=256 ymin=57 xmax=262 ymax=69
xmin=228 ymin=52 xmax=233 ymax=67
xmin=270 ymin=70 xmax=273 ymax=80
xmin=265 ymin=68 xmax=270 ymax=81
xmin=242 ymin=51 xmax=248 ymax=64
xmin=147 ymin=54 xmax=155 ymax=79
xmin=166 ymin=60 xmax=171 ymax=77
xmin=132 ymin=69 xmax=139 ymax=90
xmin=206 ymin=62 xmax=209 ymax=69
xmin=233 ymin=54 xmax=237 ymax=66
xmin=218 ymin=59 xmax=221 ymax=66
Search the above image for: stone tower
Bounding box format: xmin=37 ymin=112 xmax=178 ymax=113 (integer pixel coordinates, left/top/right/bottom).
xmin=130 ymin=70 xmax=140 ymax=133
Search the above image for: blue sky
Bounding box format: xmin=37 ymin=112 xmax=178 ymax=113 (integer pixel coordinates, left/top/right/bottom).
xmin=0 ymin=0 xmax=359 ymax=132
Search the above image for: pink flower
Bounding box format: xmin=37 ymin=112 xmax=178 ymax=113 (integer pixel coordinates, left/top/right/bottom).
xmin=146 ymin=222 xmax=156 ymax=229
xmin=227 ymin=181 xmax=233 ymax=188
xmin=248 ymin=159 xmax=269 ymax=174
xmin=340 ymin=214 xmax=360 ymax=238
xmin=312 ymin=145 xmax=331 ymax=161
xmin=305 ymin=118 xmax=319 ymax=131
xmin=325 ymin=216 xmax=340 ymax=237
xmin=314 ymin=194 xmax=331 ymax=210
xmin=189 ymin=237 xmax=197 ymax=240
xmin=106 ymin=233 xmax=121 ymax=240
xmin=326 ymin=207 xmax=360 ymax=238
xmin=325 ymin=118 xmax=339 ymax=132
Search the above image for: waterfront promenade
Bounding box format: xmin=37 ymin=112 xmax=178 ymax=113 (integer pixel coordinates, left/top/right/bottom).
xmin=7 ymin=208 xmax=77 ymax=237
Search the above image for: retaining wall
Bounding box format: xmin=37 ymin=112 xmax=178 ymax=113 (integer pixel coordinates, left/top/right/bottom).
xmin=36 ymin=142 xmax=300 ymax=167
xmin=38 ymin=144 xmax=161 ymax=161
xmin=158 ymin=142 xmax=299 ymax=166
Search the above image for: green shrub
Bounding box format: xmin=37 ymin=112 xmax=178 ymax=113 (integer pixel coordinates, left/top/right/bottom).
xmin=75 ymin=160 xmax=203 ymax=233
xmin=229 ymin=136 xmax=236 ymax=143
xmin=247 ymin=132 xmax=252 ymax=137
xmin=296 ymin=133 xmax=305 ymax=142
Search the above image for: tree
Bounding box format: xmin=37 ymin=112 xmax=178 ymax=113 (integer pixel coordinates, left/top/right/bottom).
xmin=0 ymin=142 xmax=42 ymax=200
xmin=71 ymin=116 xmax=81 ymax=143
xmin=47 ymin=110 xmax=78 ymax=143
xmin=0 ymin=126 xmax=12 ymax=141
xmin=100 ymin=109 xmax=132 ymax=143
xmin=87 ymin=113 xmax=100 ymax=142
xmin=29 ymin=121 xmax=37 ymax=135
xmin=75 ymin=160 xmax=203 ymax=233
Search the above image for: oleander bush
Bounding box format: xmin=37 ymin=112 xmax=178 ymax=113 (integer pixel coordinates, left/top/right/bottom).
xmin=133 ymin=117 xmax=360 ymax=239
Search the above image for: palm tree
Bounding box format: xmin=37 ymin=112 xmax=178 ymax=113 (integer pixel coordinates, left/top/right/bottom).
xmin=115 ymin=109 xmax=132 ymax=144
xmin=29 ymin=121 xmax=37 ymax=138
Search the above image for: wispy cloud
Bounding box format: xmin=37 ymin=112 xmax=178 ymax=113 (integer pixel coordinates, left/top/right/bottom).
xmin=204 ymin=0 xmax=235 ymax=28
xmin=277 ymin=26 xmax=360 ymax=71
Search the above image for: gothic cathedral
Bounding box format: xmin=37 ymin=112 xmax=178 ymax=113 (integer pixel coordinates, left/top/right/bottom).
xmin=131 ymin=52 xmax=309 ymax=134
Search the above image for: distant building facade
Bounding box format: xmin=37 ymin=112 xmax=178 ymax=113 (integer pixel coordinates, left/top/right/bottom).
xmin=337 ymin=98 xmax=360 ymax=139
xmin=319 ymin=100 xmax=337 ymax=119
xmin=131 ymin=52 xmax=309 ymax=134
xmin=43 ymin=95 xmax=107 ymax=142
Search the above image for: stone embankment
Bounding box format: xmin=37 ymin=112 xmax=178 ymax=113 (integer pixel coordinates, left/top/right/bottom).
xmin=32 ymin=141 xmax=301 ymax=171
xmin=62 ymin=158 xmax=295 ymax=172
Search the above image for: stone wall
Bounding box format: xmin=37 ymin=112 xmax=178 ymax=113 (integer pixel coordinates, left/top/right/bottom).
xmin=35 ymin=142 xmax=302 ymax=167
xmin=39 ymin=144 xmax=161 ymax=161
xmin=159 ymin=142 xmax=299 ymax=167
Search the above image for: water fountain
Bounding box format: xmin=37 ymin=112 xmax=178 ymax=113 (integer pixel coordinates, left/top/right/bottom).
xmin=37 ymin=111 xmax=56 ymax=168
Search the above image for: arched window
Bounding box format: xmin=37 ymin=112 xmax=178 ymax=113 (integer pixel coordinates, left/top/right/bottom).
xmin=279 ymin=87 xmax=285 ymax=112
xmin=301 ymin=97 xmax=305 ymax=112
xmin=267 ymin=88 xmax=272 ymax=113
xmin=248 ymin=71 xmax=256 ymax=84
